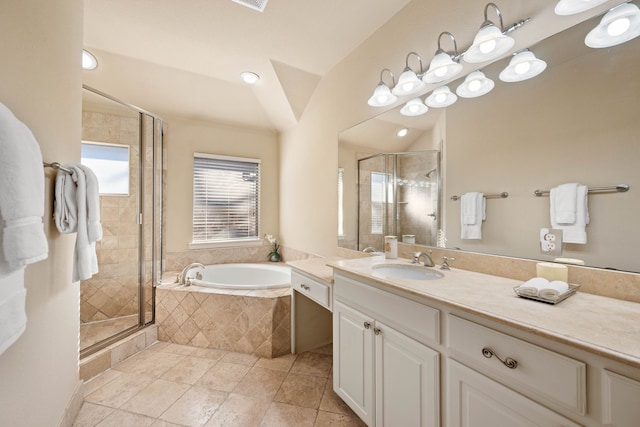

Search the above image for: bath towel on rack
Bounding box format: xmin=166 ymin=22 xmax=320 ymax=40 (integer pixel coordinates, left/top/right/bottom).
xmin=460 ymin=192 xmax=485 ymax=240
xmin=0 ymin=101 xmax=48 ymax=355
xmin=54 ymin=164 xmax=102 ymax=281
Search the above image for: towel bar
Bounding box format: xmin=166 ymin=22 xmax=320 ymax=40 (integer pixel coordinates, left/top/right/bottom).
xmin=450 ymin=192 xmax=508 ymax=201
xmin=43 ymin=162 xmax=71 ymax=174
xmin=533 ymin=184 xmax=629 ymax=197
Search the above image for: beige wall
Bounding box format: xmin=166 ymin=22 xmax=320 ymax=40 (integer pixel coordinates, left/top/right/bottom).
xmin=0 ymin=1 xmax=83 ymax=426
xmin=164 ymin=116 xmax=279 ymax=253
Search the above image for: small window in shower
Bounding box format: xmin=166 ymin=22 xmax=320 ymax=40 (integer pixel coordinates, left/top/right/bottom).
xmin=81 ymin=141 xmax=130 ymax=195
xmin=371 ymin=172 xmax=386 ymax=234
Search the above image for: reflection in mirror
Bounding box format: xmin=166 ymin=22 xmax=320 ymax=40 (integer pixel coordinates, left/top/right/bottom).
xmin=338 ymin=12 xmax=640 ymax=273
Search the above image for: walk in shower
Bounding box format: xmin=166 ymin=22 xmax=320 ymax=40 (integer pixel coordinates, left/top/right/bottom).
xmin=357 ymin=151 xmax=440 ymax=252
xmin=79 ymin=86 xmax=163 ymax=358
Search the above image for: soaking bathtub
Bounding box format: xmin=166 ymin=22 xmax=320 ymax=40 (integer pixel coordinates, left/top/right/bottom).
xmin=188 ymin=263 xmax=291 ymax=290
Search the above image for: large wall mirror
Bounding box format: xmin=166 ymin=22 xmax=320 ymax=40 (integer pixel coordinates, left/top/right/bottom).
xmin=338 ymin=11 xmax=639 ymax=273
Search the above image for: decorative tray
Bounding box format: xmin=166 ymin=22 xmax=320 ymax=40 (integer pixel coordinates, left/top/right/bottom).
xmin=513 ymin=283 xmax=580 ymax=305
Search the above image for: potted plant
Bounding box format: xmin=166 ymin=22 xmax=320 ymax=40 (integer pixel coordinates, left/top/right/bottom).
xmin=265 ymin=234 xmax=281 ymax=262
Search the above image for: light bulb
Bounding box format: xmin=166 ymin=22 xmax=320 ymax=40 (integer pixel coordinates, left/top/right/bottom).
xmin=608 ymin=17 xmax=631 ymax=36
xmin=515 ymin=61 xmax=531 ymax=75
xmin=468 ymin=80 xmax=482 ymax=92
xmin=435 ymin=93 xmax=447 ymax=103
xmin=435 ymin=67 xmax=447 ymax=77
xmin=397 ymin=128 xmax=409 ymax=137
xmin=480 ymin=39 xmax=496 ymax=54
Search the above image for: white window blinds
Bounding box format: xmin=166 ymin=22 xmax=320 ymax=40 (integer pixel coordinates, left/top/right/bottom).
xmin=371 ymin=172 xmax=385 ymax=235
xmin=192 ymin=153 xmax=260 ymax=243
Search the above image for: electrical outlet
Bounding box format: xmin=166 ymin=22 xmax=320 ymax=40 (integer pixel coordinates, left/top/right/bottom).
xmin=540 ymin=228 xmax=563 ymax=255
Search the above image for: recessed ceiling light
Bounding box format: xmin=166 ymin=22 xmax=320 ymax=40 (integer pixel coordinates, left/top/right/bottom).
xmin=240 ymin=71 xmax=260 ymax=84
xmin=82 ymin=50 xmax=98 ymax=70
xmin=396 ymin=128 xmax=409 ymax=137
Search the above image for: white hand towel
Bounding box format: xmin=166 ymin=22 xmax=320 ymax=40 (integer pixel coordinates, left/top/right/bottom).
xmin=67 ymin=165 xmax=99 ymax=282
xmin=0 ymin=269 xmax=27 ymax=355
xmin=78 ymin=164 xmax=102 ymax=243
xmin=54 ymin=168 xmax=78 ymax=234
xmin=551 ymin=184 xmax=589 ymax=244
xmin=0 ymin=102 xmax=48 ymax=271
xmin=551 ymin=183 xmax=578 ymax=224
xmin=461 ymin=192 xmax=485 ymax=240
xmin=517 ymin=277 xmax=549 ymax=297
xmin=538 ymin=280 xmax=569 ymax=300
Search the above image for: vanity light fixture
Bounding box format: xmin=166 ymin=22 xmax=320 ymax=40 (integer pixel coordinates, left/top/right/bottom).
xmin=464 ymin=3 xmax=519 ymax=64
xmin=392 ymin=52 xmax=426 ymax=97
xmin=499 ymin=49 xmax=547 ymax=82
xmin=585 ymin=2 xmax=640 ymax=48
xmin=82 ymin=49 xmax=98 ymax=70
xmin=400 ymin=98 xmax=429 ymax=116
xmin=368 ymin=68 xmax=398 ymax=107
xmin=425 ymin=85 xmax=458 ymax=108
xmin=240 ymin=71 xmax=260 ymax=84
xmin=423 ymin=32 xmax=463 ymax=84
xmin=396 ymin=127 xmax=409 ymax=137
xmin=555 ymin=0 xmax=608 ymax=16
xmin=456 ymin=70 xmax=495 ymax=98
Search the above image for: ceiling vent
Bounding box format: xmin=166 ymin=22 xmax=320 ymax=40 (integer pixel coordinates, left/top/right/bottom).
xmin=232 ymin=0 xmax=269 ymax=12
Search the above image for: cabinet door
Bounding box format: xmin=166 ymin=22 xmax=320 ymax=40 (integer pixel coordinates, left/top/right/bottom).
xmin=375 ymin=321 xmax=439 ymax=427
xmin=447 ymin=359 xmax=581 ymax=427
xmin=333 ymin=301 xmax=375 ymax=426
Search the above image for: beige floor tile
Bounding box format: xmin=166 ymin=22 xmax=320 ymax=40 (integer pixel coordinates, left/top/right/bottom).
xmin=319 ymin=383 xmax=357 ymax=416
xmin=221 ymin=351 xmax=259 ymax=366
xmin=159 ymin=386 xmax=227 ymax=427
xmin=233 ymin=367 xmax=288 ymax=399
xmin=150 ymin=420 xmax=183 ymax=427
xmin=290 ymin=352 xmax=332 ymax=378
xmin=85 ymin=371 xmax=155 ymax=408
xmin=204 ymin=393 xmax=271 ymax=427
xmin=254 ymin=353 xmax=298 ymax=372
xmin=94 ymin=409 xmax=156 ymax=427
xmin=196 ymin=362 xmax=251 ymax=392
xmin=120 ymin=379 xmax=190 ymax=418
xmin=310 ymin=343 xmax=333 ymax=356
xmin=160 ymin=355 xmax=218 ymax=384
xmin=83 ymin=370 xmax=123 ymax=397
xmin=274 ymin=373 xmax=327 ymax=409
xmin=259 ymin=402 xmax=317 ymax=427
xmin=190 ymin=347 xmax=228 ymax=361
xmin=151 ymin=342 xmax=197 ymax=355
xmin=114 ymin=349 xmax=185 ymax=378
xmin=314 ymin=411 xmax=366 ymax=427
xmin=72 ymin=402 xmax=114 ymax=426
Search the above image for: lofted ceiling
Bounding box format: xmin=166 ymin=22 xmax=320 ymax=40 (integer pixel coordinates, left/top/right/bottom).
xmin=83 ymin=0 xmax=412 ymax=131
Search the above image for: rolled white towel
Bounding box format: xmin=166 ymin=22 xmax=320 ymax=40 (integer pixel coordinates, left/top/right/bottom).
xmin=516 ymin=277 xmax=549 ymax=297
xmin=538 ymin=280 xmax=569 ymax=300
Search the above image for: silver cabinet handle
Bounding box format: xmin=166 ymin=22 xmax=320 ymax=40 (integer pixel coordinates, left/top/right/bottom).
xmin=364 ymin=321 xmax=372 ymax=329
xmin=482 ymin=347 xmax=518 ymax=369
xmin=300 ymin=284 xmax=310 ymax=291
xmin=374 ymin=327 xmax=382 ymax=335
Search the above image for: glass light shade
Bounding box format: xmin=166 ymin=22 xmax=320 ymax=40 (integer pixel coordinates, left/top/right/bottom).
xmin=240 ymin=71 xmax=260 ymax=84
xmin=464 ymin=24 xmax=515 ymax=63
xmin=585 ymin=3 xmax=640 ymax=48
xmin=425 ymin=86 xmax=458 ymax=108
xmin=423 ymin=51 xmax=463 ymax=83
xmin=392 ymin=68 xmax=426 ymax=96
xmin=555 ymin=0 xmax=607 ymax=16
xmin=82 ymin=50 xmax=98 ymax=70
xmin=400 ymin=98 xmax=429 ymax=116
xmin=368 ymin=83 xmax=398 ymax=107
xmin=456 ymin=71 xmax=495 ymax=98
xmin=499 ymin=50 xmax=547 ymax=82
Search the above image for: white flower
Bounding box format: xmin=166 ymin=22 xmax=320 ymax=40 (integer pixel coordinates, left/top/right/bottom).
xmin=265 ymin=234 xmax=277 ymax=244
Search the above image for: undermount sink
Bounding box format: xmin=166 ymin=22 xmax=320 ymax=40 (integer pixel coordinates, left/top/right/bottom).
xmin=371 ymin=264 xmax=444 ymax=281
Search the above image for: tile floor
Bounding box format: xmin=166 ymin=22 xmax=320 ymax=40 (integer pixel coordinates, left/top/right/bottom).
xmin=74 ymin=341 xmax=365 ymax=427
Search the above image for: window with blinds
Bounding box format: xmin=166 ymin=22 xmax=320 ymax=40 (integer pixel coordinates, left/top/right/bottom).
xmin=338 ymin=168 xmax=344 ymax=237
xmin=371 ymin=172 xmax=385 ymax=235
xmin=192 ymin=153 xmax=260 ymax=243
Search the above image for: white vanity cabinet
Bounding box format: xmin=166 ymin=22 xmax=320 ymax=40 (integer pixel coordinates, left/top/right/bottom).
xmin=333 ymin=273 xmax=440 ymax=427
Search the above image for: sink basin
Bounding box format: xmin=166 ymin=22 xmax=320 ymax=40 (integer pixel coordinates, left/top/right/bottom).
xmin=371 ymin=264 xmax=444 ymax=281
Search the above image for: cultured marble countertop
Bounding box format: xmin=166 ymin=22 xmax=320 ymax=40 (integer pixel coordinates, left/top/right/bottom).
xmin=328 ymin=256 xmax=640 ymax=369
xmin=287 ymin=257 xmax=345 ymax=284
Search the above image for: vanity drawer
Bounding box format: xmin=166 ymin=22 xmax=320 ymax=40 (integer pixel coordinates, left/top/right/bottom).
xmin=447 ymin=315 xmax=586 ymax=415
xmin=291 ymin=270 xmax=331 ymax=310
xmin=334 ymin=273 xmax=440 ymax=346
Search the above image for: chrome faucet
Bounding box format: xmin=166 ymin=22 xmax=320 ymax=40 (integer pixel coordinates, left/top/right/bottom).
xmin=362 ymin=247 xmax=379 ymax=253
xmin=177 ymin=262 xmax=204 ymax=285
xmin=412 ymin=251 xmax=434 ymax=267
xmin=440 ymin=256 xmax=455 ymax=270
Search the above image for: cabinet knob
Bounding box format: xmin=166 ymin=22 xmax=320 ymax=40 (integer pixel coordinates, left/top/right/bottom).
xmin=364 ymin=321 xmax=372 ymax=329
xmin=301 ymin=284 xmax=310 ymax=291
xmin=482 ymin=347 xmax=518 ymax=369
xmin=374 ymin=327 xmax=382 ymax=335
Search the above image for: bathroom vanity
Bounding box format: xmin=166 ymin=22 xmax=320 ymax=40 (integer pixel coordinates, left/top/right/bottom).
xmin=329 ymin=256 xmax=640 ymax=427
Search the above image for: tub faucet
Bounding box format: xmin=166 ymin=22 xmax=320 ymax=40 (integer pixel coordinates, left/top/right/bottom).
xmin=412 ymin=251 xmax=434 ymax=267
xmin=362 ymin=247 xmax=379 ymax=253
xmin=178 ymin=262 xmax=204 ymax=285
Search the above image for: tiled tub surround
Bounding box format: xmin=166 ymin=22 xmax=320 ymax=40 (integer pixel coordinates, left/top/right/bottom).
xmin=156 ymin=283 xmax=291 ymax=358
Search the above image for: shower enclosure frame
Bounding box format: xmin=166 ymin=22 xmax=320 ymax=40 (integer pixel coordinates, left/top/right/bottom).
xmin=80 ymin=85 xmax=163 ymax=359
